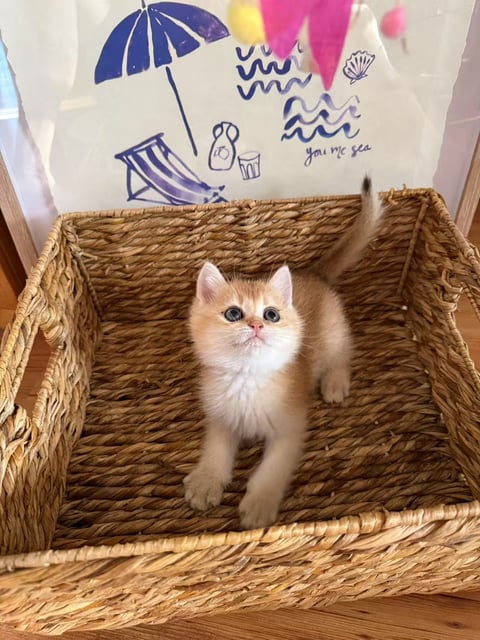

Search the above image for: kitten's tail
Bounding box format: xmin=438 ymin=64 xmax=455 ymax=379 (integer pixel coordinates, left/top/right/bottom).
xmin=314 ymin=175 xmax=383 ymax=284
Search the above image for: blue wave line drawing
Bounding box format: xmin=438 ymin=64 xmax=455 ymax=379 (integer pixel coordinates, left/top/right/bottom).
xmin=236 ymin=45 xmax=272 ymax=61
xmin=236 ymin=51 xmax=305 ymax=80
xmin=236 ymin=42 xmax=311 ymax=100
xmin=282 ymin=92 xmax=361 ymax=142
xmin=237 ymin=76 xmax=311 ymax=100
xmin=237 ymin=58 xmax=296 ymax=80
xmin=284 ymin=105 xmax=361 ymax=129
xmin=281 ymin=124 xmax=360 ymax=142
xmin=236 ymin=46 xmax=256 ymax=62
xmin=283 ymin=94 xmax=360 ymax=118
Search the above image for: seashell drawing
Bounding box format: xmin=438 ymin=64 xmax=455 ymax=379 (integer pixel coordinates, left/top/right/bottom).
xmin=342 ymin=50 xmax=375 ymax=84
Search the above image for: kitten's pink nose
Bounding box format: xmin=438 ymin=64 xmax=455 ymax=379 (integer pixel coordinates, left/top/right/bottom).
xmin=248 ymin=319 xmax=264 ymax=333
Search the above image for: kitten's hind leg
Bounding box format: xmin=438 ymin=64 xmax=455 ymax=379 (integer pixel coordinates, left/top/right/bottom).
xmin=319 ymin=319 xmax=352 ymax=404
xmin=184 ymin=422 xmax=239 ymax=511
xmin=321 ymin=362 xmax=351 ymax=403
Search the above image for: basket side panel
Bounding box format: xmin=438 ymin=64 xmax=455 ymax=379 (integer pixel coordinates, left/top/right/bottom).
xmin=0 ymin=228 xmax=101 ymax=554
xmin=68 ymin=195 xmax=417 ymax=323
xmin=402 ymin=197 xmax=480 ymax=498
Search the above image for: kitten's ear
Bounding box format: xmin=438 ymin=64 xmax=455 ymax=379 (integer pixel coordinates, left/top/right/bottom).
xmin=269 ymin=265 xmax=293 ymax=306
xmin=196 ymin=262 xmax=226 ymax=303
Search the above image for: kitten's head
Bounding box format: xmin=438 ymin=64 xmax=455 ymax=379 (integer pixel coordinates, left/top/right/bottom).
xmin=189 ymin=262 xmax=303 ymax=372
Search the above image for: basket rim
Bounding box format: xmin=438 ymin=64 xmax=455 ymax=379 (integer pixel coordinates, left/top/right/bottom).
xmin=59 ymin=186 xmax=441 ymax=221
xmin=1 ymin=500 xmax=479 ymax=571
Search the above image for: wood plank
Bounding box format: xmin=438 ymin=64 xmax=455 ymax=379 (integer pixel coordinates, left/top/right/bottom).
xmin=0 ymin=254 xmax=17 ymax=329
xmin=0 ymin=151 xmax=37 ymax=273
xmin=455 ymin=213 xmax=480 ymax=367
xmin=0 ymin=208 xmax=25 ymax=328
xmin=14 ymin=332 xmax=51 ymax=415
xmin=456 ymin=133 xmax=480 ymax=235
xmin=0 ymin=211 xmax=26 ymax=295
xmin=2 ymin=593 xmax=480 ymax=640
xmin=0 ymin=261 xmax=17 ymax=312
xmin=456 ymin=295 xmax=480 ymax=368
xmin=0 ymin=307 xmax=14 ymax=329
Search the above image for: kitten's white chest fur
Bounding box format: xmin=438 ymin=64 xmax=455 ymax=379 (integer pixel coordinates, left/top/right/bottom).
xmin=202 ymin=361 xmax=284 ymax=440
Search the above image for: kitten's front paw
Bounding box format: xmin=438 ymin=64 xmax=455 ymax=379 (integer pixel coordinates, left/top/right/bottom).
xmin=184 ymin=467 xmax=225 ymax=511
xmin=239 ymin=490 xmax=280 ymax=530
xmin=321 ymin=368 xmax=350 ymax=403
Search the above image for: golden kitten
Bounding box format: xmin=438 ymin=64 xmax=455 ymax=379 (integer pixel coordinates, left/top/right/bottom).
xmin=184 ymin=177 xmax=383 ymax=529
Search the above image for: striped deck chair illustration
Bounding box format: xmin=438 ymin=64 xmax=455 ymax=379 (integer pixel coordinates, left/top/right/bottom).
xmin=115 ymin=134 xmax=226 ymax=206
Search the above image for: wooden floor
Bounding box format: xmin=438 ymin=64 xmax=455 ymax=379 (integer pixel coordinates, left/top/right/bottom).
xmin=1 ymin=217 xmax=480 ymax=640
xmin=0 ymin=258 xmax=17 ymax=329
xmin=455 ymin=215 xmax=480 ymax=368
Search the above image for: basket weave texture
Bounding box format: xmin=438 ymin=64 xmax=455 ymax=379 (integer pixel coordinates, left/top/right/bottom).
xmin=1 ymin=188 xmax=480 ymax=634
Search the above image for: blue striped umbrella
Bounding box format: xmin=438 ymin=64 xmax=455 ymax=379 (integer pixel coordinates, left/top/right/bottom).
xmin=95 ymin=1 xmax=230 ymax=156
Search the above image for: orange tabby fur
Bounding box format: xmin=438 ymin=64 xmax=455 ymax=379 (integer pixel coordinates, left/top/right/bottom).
xmin=184 ymin=177 xmax=383 ymax=529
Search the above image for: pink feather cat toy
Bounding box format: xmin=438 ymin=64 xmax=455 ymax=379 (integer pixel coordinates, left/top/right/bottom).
xmin=227 ymin=0 xmax=408 ymax=89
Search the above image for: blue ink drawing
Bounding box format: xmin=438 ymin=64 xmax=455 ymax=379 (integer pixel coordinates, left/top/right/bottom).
xmin=208 ymin=122 xmax=240 ymax=171
xmin=236 ymin=43 xmax=311 ymax=100
xmin=238 ymin=151 xmax=261 ymax=180
xmin=95 ymin=2 xmax=230 ymax=156
xmin=343 ymin=51 xmax=375 ymax=84
xmin=115 ymin=133 xmax=226 ymax=205
xmin=282 ymin=94 xmax=361 ymax=142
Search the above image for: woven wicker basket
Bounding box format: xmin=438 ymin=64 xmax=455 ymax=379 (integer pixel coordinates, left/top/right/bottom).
xmin=1 ymin=188 xmax=480 ymax=634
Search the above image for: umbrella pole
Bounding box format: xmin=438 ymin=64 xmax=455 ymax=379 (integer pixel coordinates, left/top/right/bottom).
xmin=165 ymin=66 xmax=198 ymax=157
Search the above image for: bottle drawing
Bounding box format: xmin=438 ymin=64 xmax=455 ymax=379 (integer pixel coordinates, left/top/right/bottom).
xmin=208 ymin=121 xmax=240 ymax=171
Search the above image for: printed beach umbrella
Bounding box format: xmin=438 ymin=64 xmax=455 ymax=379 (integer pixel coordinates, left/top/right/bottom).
xmin=95 ymin=1 xmax=230 ymax=156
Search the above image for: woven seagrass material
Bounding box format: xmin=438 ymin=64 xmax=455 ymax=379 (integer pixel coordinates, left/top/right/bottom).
xmin=0 ymin=188 xmax=480 ymax=634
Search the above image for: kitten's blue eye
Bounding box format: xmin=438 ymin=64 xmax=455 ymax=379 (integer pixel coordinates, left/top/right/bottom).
xmin=224 ymin=306 xmax=243 ymax=322
xmin=263 ymin=307 xmax=280 ymax=322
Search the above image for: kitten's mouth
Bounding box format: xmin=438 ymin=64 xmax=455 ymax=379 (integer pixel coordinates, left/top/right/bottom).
xmin=241 ymin=334 xmax=265 ymax=347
